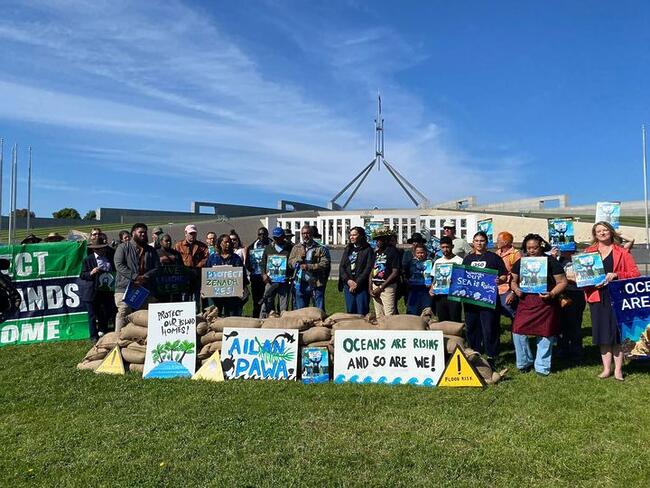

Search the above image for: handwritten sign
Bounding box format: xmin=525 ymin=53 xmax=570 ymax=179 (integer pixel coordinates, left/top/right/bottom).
xmin=143 ymin=301 xmax=196 ymax=379
xmin=608 ymin=278 xmax=650 ymax=358
xmin=333 ymin=330 xmax=445 ymax=387
xmin=448 ymin=264 xmax=498 ymax=308
xmin=519 ymin=257 xmax=548 ymax=294
xmin=548 ymin=218 xmax=576 ymax=251
xmin=571 ymin=252 xmax=606 ymax=288
xmin=153 ymin=265 xmax=192 ymax=295
xmin=201 ymin=266 xmax=244 ymax=298
xmin=221 ymin=328 xmax=298 ymax=380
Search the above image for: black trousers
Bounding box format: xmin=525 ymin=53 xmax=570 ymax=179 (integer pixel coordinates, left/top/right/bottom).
xmin=250 ymin=275 xmax=265 ymax=318
xmin=558 ymin=289 xmax=586 ymax=360
xmin=464 ymin=303 xmax=500 ymax=360
xmin=85 ymin=292 xmax=116 ymax=340
xmin=434 ymin=295 xmax=462 ymax=322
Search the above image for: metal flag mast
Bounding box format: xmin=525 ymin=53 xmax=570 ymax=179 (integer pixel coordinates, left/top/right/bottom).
xmin=328 ymin=93 xmax=430 ymax=210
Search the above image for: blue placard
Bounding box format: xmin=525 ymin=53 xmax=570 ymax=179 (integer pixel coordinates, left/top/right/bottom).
xmin=407 ymin=259 xmax=432 ymax=287
xmin=572 ymin=252 xmax=606 ymax=288
xmin=431 ymin=261 xmax=454 ymax=295
xmin=123 ymin=282 xmax=150 ymax=309
xmin=519 ymin=257 xmax=548 ymax=294
xmin=448 ymin=264 xmax=498 ymax=308
xmin=477 ymin=219 xmax=494 ymax=249
xmin=596 ymin=201 xmax=621 ymax=229
xmin=608 ymin=278 xmax=650 ymax=358
xmin=302 ymin=347 xmax=330 ymax=384
xmin=548 ymin=218 xmax=576 ymax=251
xmin=266 ymin=255 xmax=287 ymax=283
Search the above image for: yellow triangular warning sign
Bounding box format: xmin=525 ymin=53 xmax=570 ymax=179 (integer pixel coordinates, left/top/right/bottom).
xmin=95 ymin=346 xmax=125 ymax=375
xmin=192 ymin=350 xmax=225 ymax=382
xmin=437 ymin=346 xmax=486 ymax=387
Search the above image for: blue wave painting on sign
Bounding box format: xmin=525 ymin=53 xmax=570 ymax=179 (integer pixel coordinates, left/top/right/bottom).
xmin=572 ymin=252 xmax=606 ymax=288
xmin=608 ymin=278 xmax=650 ymax=358
xmin=548 ymin=218 xmax=576 ymax=251
xmin=448 ymin=264 xmax=498 ymax=308
xmin=519 ymin=257 xmax=548 ymax=294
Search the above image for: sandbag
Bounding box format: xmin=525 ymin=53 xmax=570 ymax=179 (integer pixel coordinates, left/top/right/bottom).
xmin=332 ymin=319 xmax=375 ymax=330
xmin=121 ymin=347 xmax=146 ymax=364
xmin=119 ymin=323 xmax=148 ymax=341
xmin=261 ymin=316 xmax=311 ymax=330
xmin=83 ymin=345 xmax=109 ymax=362
xmin=77 ymin=360 xmax=103 ymax=371
xmin=429 ymin=321 xmax=464 ymax=336
xmin=96 ymin=331 xmax=119 ymax=350
xmin=128 ymin=310 xmax=149 ymax=327
xmin=377 ymin=314 xmax=428 ymax=331
xmin=129 ymin=363 xmax=144 ymax=373
xmin=302 ymin=326 xmax=332 ymax=344
xmin=198 ymin=341 xmax=222 ymax=359
xmin=303 ymin=340 xmax=331 ymax=348
xmin=210 ymin=316 xmax=262 ymax=332
xmin=126 ymin=342 xmax=147 ymax=354
xmin=281 ymin=306 xmax=325 ymax=322
xmin=420 ymin=307 xmax=434 ymax=319
xmin=118 ymin=339 xmax=132 ymax=348
xmin=201 ymin=331 xmax=223 ymax=346
xmin=196 ymin=321 xmax=209 ymax=336
xmin=443 ymin=334 xmax=466 ymax=355
xmin=323 ymin=313 xmax=363 ymax=326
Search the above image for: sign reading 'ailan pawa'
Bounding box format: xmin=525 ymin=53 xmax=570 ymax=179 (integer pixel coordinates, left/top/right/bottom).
xmin=0 ymin=241 xmax=89 ymax=347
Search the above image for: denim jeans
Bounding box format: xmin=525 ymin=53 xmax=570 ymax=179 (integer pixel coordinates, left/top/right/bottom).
xmin=512 ymin=333 xmax=556 ymax=375
xmin=343 ymin=285 xmax=370 ymax=315
xmin=406 ymin=287 xmax=430 ymax=315
xmin=294 ymin=282 xmax=325 ymax=310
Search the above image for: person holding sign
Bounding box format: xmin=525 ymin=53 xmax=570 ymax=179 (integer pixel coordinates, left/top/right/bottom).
xmin=510 ymin=234 xmax=567 ymax=375
xmin=205 ymin=234 xmax=249 ymax=317
xmin=584 ymin=222 xmax=640 ymax=380
xmin=338 ymin=227 xmax=374 ymax=315
xmin=369 ymin=228 xmax=400 ymax=317
xmin=405 ymin=243 xmax=433 ymax=316
xmin=260 ymin=227 xmax=294 ymax=317
xmin=79 ymin=235 xmax=117 ymax=342
xmin=289 ymin=225 xmax=331 ymax=311
xmin=462 ymin=231 xmax=508 ymax=369
xmin=430 ymin=236 xmax=463 ymax=321
xmin=246 ymin=227 xmax=271 ymax=319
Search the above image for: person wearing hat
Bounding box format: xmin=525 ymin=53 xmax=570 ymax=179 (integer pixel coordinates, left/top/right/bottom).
xmin=442 ymin=220 xmax=472 ymax=258
xmin=259 ymin=226 xmax=294 ymax=317
xmin=20 ymin=234 xmax=42 ymax=245
xmin=79 ymin=235 xmax=117 ymax=342
xmin=149 ymin=226 xmax=164 ymax=249
xmin=289 ymin=225 xmax=330 ymax=311
xmin=175 ymin=224 xmax=210 ymax=309
xmin=44 ymin=232 xmax=65 ymax=243
xmin=246 ymin=227 xmax=271 ymax=319
xmin=401 ymin=232 xmax=428 ymax=310
xmin=369 ymin=228 xmax=400 ymax=317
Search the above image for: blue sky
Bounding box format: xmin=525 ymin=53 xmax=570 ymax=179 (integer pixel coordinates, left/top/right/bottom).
xmin=0 ymin=0 xmax=648 ymax=216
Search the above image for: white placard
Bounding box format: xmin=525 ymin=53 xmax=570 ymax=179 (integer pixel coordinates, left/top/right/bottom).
xmin=333 ymin=330 xmax=445 ymax=387
xmin=221 ymin=328 xmax=299 ymax=380
xmin=143 ymin=302 xmax=197 ymax=379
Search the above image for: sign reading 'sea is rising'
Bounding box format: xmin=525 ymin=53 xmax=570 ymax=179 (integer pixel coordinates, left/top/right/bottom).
xmin=201 ymin=266 xmax=244 ymax=298
xmin=608 ymin=277 xmax=650 ymax=358
xmin=448 ymin=264 xmax=498 ymax=308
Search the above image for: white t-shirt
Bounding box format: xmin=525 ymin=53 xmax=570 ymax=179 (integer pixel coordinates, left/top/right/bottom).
xmin=435 ymin=255 xmax=463 ymax=265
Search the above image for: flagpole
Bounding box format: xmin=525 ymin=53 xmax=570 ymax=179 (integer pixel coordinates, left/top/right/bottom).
xmin=27 ymin=146 xmax=32 ymax=232
xmin=643 ymin=124 xmax=649 ymax=250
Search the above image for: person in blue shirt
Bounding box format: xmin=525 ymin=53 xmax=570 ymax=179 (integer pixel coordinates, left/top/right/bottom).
xmin=405 ymin=243 xmax=433 ymax=315
xmin=205 ymin=234 xmax=249 ymax=317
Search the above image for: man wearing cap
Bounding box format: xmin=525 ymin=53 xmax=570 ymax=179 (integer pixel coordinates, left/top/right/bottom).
xmin=114 ymin=223 xmax=160 ymax=331
xmin=289 ymin=225 xmax=331 ymax=311
xmin=175 ymin=224 xmax=209 ymax=308
xmin=259 ymin=227 xmax=294 ymax=317
xmin=149 ymin=227 xmax=164 ymax=249
xmin=79 ymin=235 xmax=117 ymax=342
xmin=246 ymin=227 xmax=271 ymax=319
xmin=442 ymin=220 xmax=472 ymax=258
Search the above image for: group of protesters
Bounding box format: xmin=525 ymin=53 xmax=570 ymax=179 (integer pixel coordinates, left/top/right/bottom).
xmin=78 ymin=218 xmax=640 ymax=380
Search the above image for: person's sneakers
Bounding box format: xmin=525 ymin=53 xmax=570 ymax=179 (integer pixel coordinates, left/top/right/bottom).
xmin=535 ymin=371 xmax=550 ymax=377
xmin=518 ymin=365 xmax=533 ymax=373
xmin=487 ymin=357 xmax=496 ymax=370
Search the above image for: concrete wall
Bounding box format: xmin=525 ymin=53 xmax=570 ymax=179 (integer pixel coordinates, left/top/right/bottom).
xmin=0 ymin=216 xmax=93 ymax=230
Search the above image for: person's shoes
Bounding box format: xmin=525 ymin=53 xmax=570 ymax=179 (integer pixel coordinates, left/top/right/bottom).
xmin=598 ymin=371 xmax=612 ymax=379
xmin=487 ymin=357 xmax=496 ymax=370
xmin=535 ymin=371 xmax=550 ymax=377
xmin=518 ymin=365 xmax=533 ymax=373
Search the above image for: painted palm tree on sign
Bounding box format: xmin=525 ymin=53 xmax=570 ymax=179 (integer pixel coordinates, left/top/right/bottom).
xmin=152 ymin=340 xmax=195 ymax=364
xmin=152 ymin=344 xmax=167 ymax=364
xmin=175 ymin=340 xmax=195 ymax=363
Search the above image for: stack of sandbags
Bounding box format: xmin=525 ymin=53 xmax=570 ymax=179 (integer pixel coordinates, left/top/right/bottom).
xmin=463 ymin=348 xmax=508 ymax=385
xmin=280 ymin=307 xmax=325 ymax=326
xmin=377 ymin=314 xmax=428 ymax=331
xmin=117 ymin=310 xmax=150 ymax=372
xmin=76 ymin=331 xmax=120 ymax=370
xmin=322 ymin=313 xmax=363 ymax=327
xmin=197 ymin=316 xmax=262 ymax=364
xmin=300 ymin=326 xmax=333 ymax=352
xmin=428 ymin=320 xmax=466 ymax=355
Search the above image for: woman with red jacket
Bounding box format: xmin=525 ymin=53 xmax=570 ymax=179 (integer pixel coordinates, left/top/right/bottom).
xmin=585 ymin=221 xmax=640 ymax=381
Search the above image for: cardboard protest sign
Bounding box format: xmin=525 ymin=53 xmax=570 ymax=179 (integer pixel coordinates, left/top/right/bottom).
xmin=0 ymin=241 xmax=89 ymax=347
xmin=548 ymin=218 xmax=576 ymax=251
xmin=431 ymin=261 xmax=454 ymax=295
xmin=333 ymin=330 xmax=445 ymax=387
xmin=448 ymin=264 xmax=498 ymax=308
xmin=221 ymin=328 xmax=298 ymax=380
xmin=519 ymin=257 xmax=548 ymax=294
xmin=571 ymin=252 xmax=606 ymax=288
xmin=596 ymin=201 xmax=621 ymax=229
xmin=152 ymin=265 xmax=192 ymax=296
xmin=248 ymin=248 xmax=265 ymax=276
xmin=201 ymin=266 xmax=244 ymax=298
xmin=302 ymin=346 xmax=330 ymax=384
xmin=143 ymin=302 xmax=196 ymax=379
xmin=437 ymin=346 xmax=485 ymax=388
xmin=608 ymin=278 xmax=650 ymax=358
xmin=192 ymin=350 xmax=225 ymax=382
xmin=95 ymin=346 xmax=125 ymax=375
xmin=477 ymin=218 xmax=494 ymax=248
xmin=266 ymin=256 xmax=288 ymax=283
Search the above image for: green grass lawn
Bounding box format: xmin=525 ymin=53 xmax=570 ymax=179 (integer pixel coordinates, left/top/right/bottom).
xmin=1 ymin=288 xmax=649 ymax=486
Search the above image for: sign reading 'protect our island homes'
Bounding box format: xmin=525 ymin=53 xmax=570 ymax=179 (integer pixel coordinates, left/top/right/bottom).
xmin=333 ymin=330 xmax=445 ymax=387
xmin=0 ymin=241 xmax=89 ymax=347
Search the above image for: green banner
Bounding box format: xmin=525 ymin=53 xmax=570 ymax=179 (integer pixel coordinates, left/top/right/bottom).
xmin=0 ymin=241 xmax=90 ymax=347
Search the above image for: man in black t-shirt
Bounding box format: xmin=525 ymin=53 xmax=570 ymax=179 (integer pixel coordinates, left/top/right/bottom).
xmin=369 ymin=229 xmax=400 ymax=317
xmin=462 ymin=231 xmax=508 ymax=368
